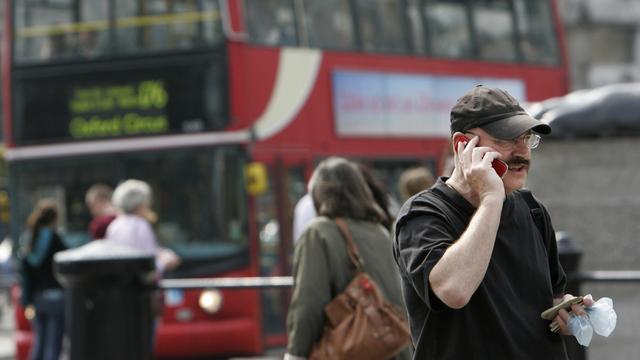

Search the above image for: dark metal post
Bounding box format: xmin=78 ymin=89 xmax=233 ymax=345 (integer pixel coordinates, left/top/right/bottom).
xmin=54 ymin=242 xmax=156 ymax=360
xmin=556 ymin=231 xmax=587 ymax=360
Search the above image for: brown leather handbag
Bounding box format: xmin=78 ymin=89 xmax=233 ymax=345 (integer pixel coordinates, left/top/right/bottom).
xmin=309 ymin=218 xmax=411 ymax=360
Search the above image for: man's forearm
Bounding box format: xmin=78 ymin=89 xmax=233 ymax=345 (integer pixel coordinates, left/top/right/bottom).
xmin=429 ymin=197 xmax=503 ymax=308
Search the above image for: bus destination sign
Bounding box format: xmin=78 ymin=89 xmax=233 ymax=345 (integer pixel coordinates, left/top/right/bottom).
xmin=12 ymin=56 xmax=228 ymax=146
xmin=68 ymin=80 xmax=169 ymax=139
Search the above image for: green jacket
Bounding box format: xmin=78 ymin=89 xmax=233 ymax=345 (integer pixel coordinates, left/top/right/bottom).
xmin=287 ymin=216 xmax=412 ymax=359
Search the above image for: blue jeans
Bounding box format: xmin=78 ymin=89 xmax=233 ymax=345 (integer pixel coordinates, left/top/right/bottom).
xmin=31 ymin=289 xmax=65 ymax=360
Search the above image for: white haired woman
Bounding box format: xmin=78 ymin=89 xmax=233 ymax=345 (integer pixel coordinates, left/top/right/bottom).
xmin=105 ymin=179 xmax=179 ymax=273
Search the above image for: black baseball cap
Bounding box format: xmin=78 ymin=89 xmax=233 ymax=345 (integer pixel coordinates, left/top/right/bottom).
xmin=450 ymin=85 xmax=551 ymax=139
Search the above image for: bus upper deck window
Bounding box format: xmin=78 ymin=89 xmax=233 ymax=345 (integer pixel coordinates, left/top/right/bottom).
xmin=302 ymin=0 xmax=355 ymax=50
xmin=473 ymin=0 xmax=517 ymax=62
xmin=13 ymin=0 xmax=110 ymax=63
xmin=114 ymin=0 xmax=223 ymax=55
xmin=354 ymin=0 xmax=408 ymax=54
xmin=424 ymin=0 xmax=473 ymax=59
xmin=405 ymin=0 xmax=427 ymax=54
xmin=245 ymin=0 xmax=297 ymax=46
xmin=514 ymin=0 xmax=559 ymax=64
xmin=13 ymin=2 xmax=76 ymax=62
xmin=13 ymin=0 xmax=224 ymax=63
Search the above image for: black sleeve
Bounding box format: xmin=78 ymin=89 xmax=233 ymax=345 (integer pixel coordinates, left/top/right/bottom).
xmin=19 ymin=259 xmax=34 ymax=306
xmin=394 ymin=210 xmax=456 ymax=312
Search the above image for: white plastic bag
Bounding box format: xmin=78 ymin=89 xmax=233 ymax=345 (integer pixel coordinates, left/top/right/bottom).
xmin=567 ymin=295 xmax=617 ymax=347
xmin=586 ymin=297 xmax=617 ymax=337
xmin=568 ymin=313 xmax=593 ymax=346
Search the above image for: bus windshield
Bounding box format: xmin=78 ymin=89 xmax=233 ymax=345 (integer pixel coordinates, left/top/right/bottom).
xmin=13 ymin=0 xmax=224 ymax=64
xmin=9 ymin=145 xmax=249 ymax=275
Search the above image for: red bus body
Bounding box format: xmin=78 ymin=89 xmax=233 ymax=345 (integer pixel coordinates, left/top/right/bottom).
xmin=1 ymin=0 xmax=568 ymax=358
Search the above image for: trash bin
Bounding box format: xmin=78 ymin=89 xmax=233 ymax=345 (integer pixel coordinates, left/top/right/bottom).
xmin=556 ymin=231 xmax=586 ymax=360
xmin=557 ymin=231 xmax=583 ymax=296
xmin=54 ymin=241 xmax=156 ymax=360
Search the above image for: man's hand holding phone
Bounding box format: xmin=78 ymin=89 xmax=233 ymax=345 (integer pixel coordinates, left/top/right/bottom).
xmin=453 ymin=133 xmax=505 ymax=203
xmin=454 ymin=135 xmax=508 ymax=178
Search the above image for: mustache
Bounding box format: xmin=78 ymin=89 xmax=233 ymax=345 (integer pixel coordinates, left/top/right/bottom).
xmin=506 ymin=157 xmax=530 ymax=167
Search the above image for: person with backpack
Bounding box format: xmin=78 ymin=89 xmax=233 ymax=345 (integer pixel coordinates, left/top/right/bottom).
xmin=393 ymin=85 xmax=594 ymax=359
xmin=19 ymin=199 xmax=67 ymax=360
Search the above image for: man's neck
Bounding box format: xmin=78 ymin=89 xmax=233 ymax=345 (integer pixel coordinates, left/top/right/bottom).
xmin=445 ymin=176 xmax=480 ymax=207
xmin=445 ymin=170 xmax=512 ymax=207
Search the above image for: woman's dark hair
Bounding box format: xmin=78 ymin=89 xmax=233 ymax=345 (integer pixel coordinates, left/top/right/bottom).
xmin=356 ymin=163 xmax=393 ymax=230
xmin=309 ymin=157 xmax=386 ymax=224
xmin=26 ymin=199 xmax=59 ymax=240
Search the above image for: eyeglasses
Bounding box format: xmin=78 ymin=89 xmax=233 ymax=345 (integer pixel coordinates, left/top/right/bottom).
xmin=466 ymin=132 xmax=541 ymax=150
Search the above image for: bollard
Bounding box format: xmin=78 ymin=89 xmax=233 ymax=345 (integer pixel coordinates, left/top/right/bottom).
xmin=556 ymin=231 xmax=586 ymax=360
xmin=54 ymin=241 xmax=156 ymax=360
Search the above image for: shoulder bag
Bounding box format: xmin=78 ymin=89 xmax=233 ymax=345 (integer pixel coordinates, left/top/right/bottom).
xmin=309 ymin=218 xmax=411 ymax=360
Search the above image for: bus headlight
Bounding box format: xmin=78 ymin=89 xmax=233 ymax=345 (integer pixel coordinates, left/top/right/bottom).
xmin=199 ymin=289 xmax=223 ymax=314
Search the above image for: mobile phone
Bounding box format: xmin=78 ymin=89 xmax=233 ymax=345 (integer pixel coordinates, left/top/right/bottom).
xmin=454 ymin=135 xmax=508 ymax=178
xmin=540 ymin=296 xmax=584 ymax=320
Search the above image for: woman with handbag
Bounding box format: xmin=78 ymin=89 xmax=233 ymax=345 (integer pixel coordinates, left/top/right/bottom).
xmin=286 ymin=157 xmax=411 ymax=360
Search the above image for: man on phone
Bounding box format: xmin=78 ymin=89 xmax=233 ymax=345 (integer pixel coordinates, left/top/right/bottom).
xmin=393 ymin=85 xmax=593 ymax=359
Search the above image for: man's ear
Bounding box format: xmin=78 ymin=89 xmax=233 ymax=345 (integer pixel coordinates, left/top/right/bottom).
xmin=452 ymin=132 xmax=469 ymax=154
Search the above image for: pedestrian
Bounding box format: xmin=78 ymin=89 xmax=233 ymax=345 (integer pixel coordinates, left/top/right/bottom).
xmin=397 ymin=166 xmax=435 ymax=202
xmin=292 ymin=193 xmax=316 ymax=243
xmin=285 ymin=157 xmax=411 ymax=360
xmin=292 ymin=162 xmax=397 ymax=243
xmin=18 ymin=199 xmax=67 ymax=360
xmin=85 ymin=183 xmax=117 ymax=240
xmin=104 ymin=179 xmax=180 ymax=352
xmin=393 ymin=85 xmax=594 ymax=359
xmin=105 ymin=179 xmax=180 ymax=274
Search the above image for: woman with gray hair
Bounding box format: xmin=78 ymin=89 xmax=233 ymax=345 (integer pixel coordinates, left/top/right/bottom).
xmin=285 ymin=157 xmax=411 ymax=359
xmin=105 ymin=179 xmax=179 ymax=273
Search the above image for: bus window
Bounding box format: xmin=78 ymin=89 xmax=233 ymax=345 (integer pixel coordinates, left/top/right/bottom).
xmin=13 ymin=0 xmax=224 ymax=64
xmin=302 ymin=0 xmax=355 ymax=50
xmin=513 ymin=0 xmax=559 ymax=64
xmin=9 ymin=146 xmax=249 ymax=274
xmin=354 ymin=0 xmax=408 ymax=54
xmin=405 ymin=0 xmax=427 ymax=54
xmin=245 ymin=0 xmax=297 ymax=46
xmin=14 ymin=1 xmax=75 ymax=62
xmin=114 ymin=0 xmax=223 ymax=55
xmin=76 ymin=1 xmax=110 ymax=59
xmin=424 ymin=0 xmax=473 ymax=59
xmin=14 ymin=0 xmax=109 ymax=61
xmin=473 ymin=0 xmax=517 ymax=62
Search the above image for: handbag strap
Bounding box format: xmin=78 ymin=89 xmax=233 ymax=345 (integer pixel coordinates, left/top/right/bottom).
xmin=335 ymin=218 xmax=365 ymax=273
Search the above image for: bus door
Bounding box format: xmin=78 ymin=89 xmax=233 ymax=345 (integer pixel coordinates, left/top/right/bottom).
xmin=254 ymin=158 xmax=306 ymax=346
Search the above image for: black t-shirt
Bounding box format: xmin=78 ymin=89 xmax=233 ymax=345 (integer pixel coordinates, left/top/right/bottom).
xmin=29 ymin=229 xmax=67 ymax=292
xmin=393 ymin=178 xmax=567 ymax=360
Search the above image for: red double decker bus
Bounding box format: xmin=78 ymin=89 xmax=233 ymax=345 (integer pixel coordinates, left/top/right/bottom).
xmin=2 ymin=0 xmax=568 ymax=358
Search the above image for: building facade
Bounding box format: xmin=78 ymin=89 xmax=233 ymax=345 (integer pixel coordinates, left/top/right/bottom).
xmin=559 ymin=0 xmax=640 ymax=89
